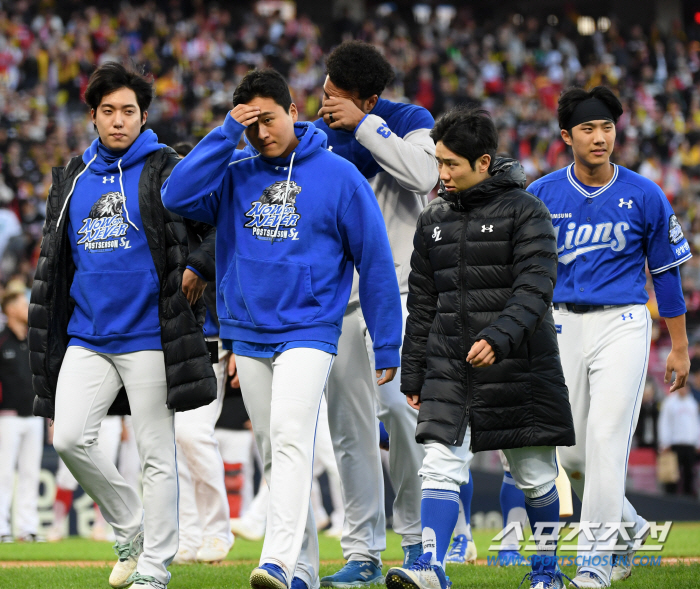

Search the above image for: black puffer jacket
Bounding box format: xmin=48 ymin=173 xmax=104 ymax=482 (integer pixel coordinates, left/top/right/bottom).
xmin=29 ymin=147 xmax=217 ymax=419
xmin=402 ymin=159 xmax=575 ymax=452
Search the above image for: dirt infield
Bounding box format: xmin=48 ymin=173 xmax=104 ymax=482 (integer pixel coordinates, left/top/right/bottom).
xmin=2 ymin=558 xmax=699 ymax=568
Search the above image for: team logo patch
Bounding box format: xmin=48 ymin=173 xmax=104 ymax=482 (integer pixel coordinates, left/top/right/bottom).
xmin=432 ymin=226 xmax=442 ymax=241
xmin=668 ymin=214 xmax=684 ymax=245
xmin=555 ymin=324 xmax=562 ymax=334
xmin=76 ymin=191 xmax=131 ymax=253
xmin=244 ymin=180 xmax=302 ymax=242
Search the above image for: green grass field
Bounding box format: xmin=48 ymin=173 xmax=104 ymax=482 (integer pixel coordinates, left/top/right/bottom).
xmin=1 ymin=524 xmax=699 ymax=588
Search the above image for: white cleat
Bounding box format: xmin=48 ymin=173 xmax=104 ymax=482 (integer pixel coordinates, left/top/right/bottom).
xmin=611 ymin=521 xmax=650 ymax=581
xmin=109 ymin=530 xmax=145 ymax=589
xmin=230 ymin=517 xmax=265 ymax=541
xmin=569 ymin=571 xmax=609 ymax=588
xmin=465 ymin=540 xmax=477 ymax=564
xmin=196 ymin=537 xmax=232 ymax=562
xmin=172 ymin=546 xmax=197 ymax=564
xmin=323 ymin=525 xmax=343 ymax=540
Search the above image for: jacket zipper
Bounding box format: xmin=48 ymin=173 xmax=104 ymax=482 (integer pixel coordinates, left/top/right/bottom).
xmin=456 ymin=210 xmax=472 ymax=445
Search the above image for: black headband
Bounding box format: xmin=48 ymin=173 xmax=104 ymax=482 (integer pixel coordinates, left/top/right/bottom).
xmin=565 ymin=97 xmax=615 ymax=130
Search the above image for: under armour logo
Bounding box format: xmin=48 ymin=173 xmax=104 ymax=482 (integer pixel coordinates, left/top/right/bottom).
xmin=622 ymin=313 xmax=633 ymax=321
xmin=481 ymin=225 xmax=493 ymax=232
xmin=619 ymin=198 xmax=633 ymax=208
xmin=431 ymin=227 xmax=442 ymax=241
xmin=103 ymin=176 xmax=114 ymax=184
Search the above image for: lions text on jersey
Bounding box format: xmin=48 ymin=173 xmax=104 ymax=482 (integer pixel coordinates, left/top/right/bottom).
xmin=528 ymin=163 xmax=691 ymax=305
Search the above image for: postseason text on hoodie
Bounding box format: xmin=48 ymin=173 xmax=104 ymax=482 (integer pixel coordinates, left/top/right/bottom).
xmin=66 ymin=130 xmax=166 ymax=353
xmin=161 ymin=116 xmax=402 ymax=369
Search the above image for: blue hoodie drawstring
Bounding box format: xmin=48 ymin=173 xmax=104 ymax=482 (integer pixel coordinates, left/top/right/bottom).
xmin=271 ymin=151 xmax=295 ymax=244
xmin=55 ymin=154 xmax=97 ymax=232
xmin=117 ymin=159 xmax=139 ymax=232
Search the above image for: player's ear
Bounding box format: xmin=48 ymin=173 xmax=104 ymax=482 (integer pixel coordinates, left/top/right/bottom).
xmin=560 ymin=128 xmax=572 ymax=146
xmin=364 ymin=94 xmax=379 ymax=113
xmin=289 ymin=103 xmax=298 ymax=123
xmin=479 ymin=153 xmax=491 ymax=174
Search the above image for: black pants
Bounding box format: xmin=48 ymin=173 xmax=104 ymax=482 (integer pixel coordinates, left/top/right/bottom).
xmin=671 ymin=444 xmax=697 ymax=496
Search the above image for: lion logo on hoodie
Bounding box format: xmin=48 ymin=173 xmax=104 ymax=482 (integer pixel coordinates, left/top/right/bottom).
xmin=244 ymin=180 xmax=302 ymax=242
xmin=77 ymin=191 xmax=130 ymax=252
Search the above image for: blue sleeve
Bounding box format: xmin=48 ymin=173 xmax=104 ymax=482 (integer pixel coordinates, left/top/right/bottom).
xmin=651 ymin=266 xmax=687 ymax=317
xmin=161 ymin=114 xmax=246 ymax=225
xmin=186 ymin=265 xmax=205 ymax=280
xmin=645 ymin=185 xmax=692 ymax=274
xmin=338 ymin=179 xmax=403 ymax=369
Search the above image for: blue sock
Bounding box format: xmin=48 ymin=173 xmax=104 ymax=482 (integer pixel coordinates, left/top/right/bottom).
xmin=500 ymin=472 xmax=526 ymax=530
xmin=459 ymin=474 xmax=473 ymax=527
xmin=523 ymin=485 xmax=559 ymax=572
xmin=499 ymin=472 xmax=527 ymax=553
xmin=421 ymin=488 xmax=460 ymax=568
xmin=458 ymin=474 xmax=473 ymax=540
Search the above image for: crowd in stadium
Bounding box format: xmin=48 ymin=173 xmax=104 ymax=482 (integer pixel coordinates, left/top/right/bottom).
xmin=1 ymin=1 xmax=700 ymax=470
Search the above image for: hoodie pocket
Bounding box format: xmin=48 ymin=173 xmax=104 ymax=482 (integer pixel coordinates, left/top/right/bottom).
xmin=70 ymin=269 xmax=161 ymax=336
xmin=220 ymin=254 xmax=322 ymax=327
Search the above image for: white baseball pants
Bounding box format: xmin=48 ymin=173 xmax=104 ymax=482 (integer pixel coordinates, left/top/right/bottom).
xmin=52 ymin=347 xmax=177 ymax=584
xmin=326 ymin=295 xmax=424 ymax=565
xmin=175 ymin=339 xmax=232 ymax=554
xmin=236 ymin=348 xmax=333 ymax=588
xmin=420 ymin=428 xmax=557 ymax=499
xmin=554 ymin=304 xmax=650 ymax=584
xmin=311 ymin=395 xmax=344 ymax=531
xmin=55 ymin=415 xmax=123 ymax=490
xmin=0 ymin=414 xmax=44 ymax=537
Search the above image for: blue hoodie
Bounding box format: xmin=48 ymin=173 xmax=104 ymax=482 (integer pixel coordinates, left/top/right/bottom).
xmin=64 ymin=130 xmax=167 ymax=353
xmin=162 ymin=117 xmax=402 ymax=369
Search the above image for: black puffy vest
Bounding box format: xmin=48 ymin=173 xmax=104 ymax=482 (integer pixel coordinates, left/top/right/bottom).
xmin=29 ymin=148 xmax=217 ymax=419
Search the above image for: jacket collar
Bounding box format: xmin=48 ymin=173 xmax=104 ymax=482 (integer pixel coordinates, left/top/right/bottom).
xmin=440 ymin=158 xmax=527 ymax=210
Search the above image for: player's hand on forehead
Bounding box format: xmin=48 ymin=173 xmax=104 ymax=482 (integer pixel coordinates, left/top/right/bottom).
xmin=317 ymin=97 xmax=365 ymax=132
xmin=231 ymin=104 xmax=260 ymax=127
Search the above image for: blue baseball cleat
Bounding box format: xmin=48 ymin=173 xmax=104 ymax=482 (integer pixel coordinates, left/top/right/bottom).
xmin=320 ymin=561 xmax=384 ymax=587
xmin=250 ymin=563 xmax=288 ymax=589
xmin=291 ymin=577 xmax=309 ymax=589
xmin=402 ymin=542 xmax=424 ymax=568
xmin=385 ymin=553 xmax=452 ymax=589
xmin=498 ymin=550 xmax=527 ymax=566
xmin=444 ymin=534 xmax=477 ymax=564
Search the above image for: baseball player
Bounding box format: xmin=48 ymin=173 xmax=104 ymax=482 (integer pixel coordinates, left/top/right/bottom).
xmin=385 ymin=107 xmax=576 ymax=589
xmin=528 ymin=86 xmax=691 ymax=588
xmin=28 ymin=62 xmax=217 ymax=589
xmin=161 ymin=68 xmax=402 ymax=589
xmin=169 ymin=142 xmax=234 ymax=565
xmin=314 ymin=41 xmax=438 ymax=586
xmin=0 ymin=285 xmax=43 ymax=543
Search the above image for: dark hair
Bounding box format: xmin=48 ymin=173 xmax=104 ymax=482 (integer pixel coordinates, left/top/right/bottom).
xmin=232 ymin=68 xmax=292 ymax=112
xmin=84 ymin=62 xmax=154 ymax=130
xmin=430 ymin=106 xmax=498 ymax=170
xmin=558 ymin=86 xmax=623 ymax=130
xmin=172 ymin=142 xmax=194 ymax=157
xmin=1 ymin=291 xmax=22 ymax=314
xmin=325 ymin=41 xmax=395 ymax=99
